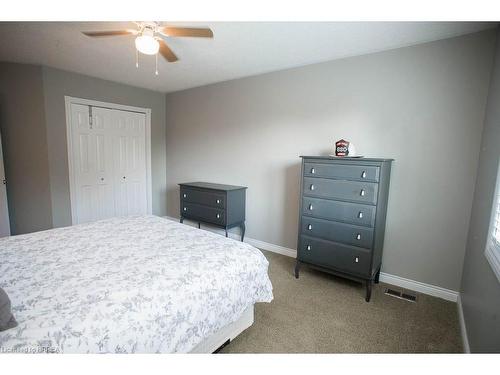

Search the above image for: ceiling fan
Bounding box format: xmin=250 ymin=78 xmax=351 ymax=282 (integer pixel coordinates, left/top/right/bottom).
xmin=82 ymin=22 xmax=213 ymax=74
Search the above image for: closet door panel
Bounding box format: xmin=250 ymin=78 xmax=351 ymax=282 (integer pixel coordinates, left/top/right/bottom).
xmin=79 ymin=185 xmax=94 ymax=223
xmin=115 ymin=182 xmax=129 ymax=216
xmin=91 ymin=107 xmax=116 ymax=220
xmin=127 ymin=114 xmax=147 ymax=215
xmin=71 ymin=104 xmax=95 ymax=223
xmin=71 ymin=105 xmax=116 ymax=223
xmin=78 ymin=134 xmax=90 ymax=174
xmin=113 ymin=133 xmax=129 ymax=216
xmin=112 ymin=110 xmax=147 ymax=216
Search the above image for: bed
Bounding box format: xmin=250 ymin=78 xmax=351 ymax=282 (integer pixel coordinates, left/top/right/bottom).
xmin=0 ymin=215 xmax=273 ymax=353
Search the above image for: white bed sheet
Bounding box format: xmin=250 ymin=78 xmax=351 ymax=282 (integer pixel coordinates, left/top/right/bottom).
xmin=0 ymin=215 xmax=273 ymax=353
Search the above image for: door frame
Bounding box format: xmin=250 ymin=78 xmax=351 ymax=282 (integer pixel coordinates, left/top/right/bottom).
xmin=0 ymin=131 xmax=10 ymax=236
xmin=64 ymin=96 xmax=153 ymax=225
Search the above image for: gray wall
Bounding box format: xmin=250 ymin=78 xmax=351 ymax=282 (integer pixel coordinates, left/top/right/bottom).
xmin=0 ymin=63 xmax=167 ymax=233
xmin=42 ymin=67 xmax=167 ymax=227
xmin=165 ymin=30 xmax=496 ymax=291
xmin=460 ymin=27 xmax=500 ymax=353
xmin=0 ymin=63 xmax=53 ymax=234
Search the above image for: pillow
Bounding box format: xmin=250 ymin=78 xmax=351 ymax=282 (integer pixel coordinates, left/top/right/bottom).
xmin=0 ymin=287 xmax=18 ymax=331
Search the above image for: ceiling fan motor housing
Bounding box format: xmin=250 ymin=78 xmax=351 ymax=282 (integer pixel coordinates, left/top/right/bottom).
xmin=139 ymin=22 xmax=158 ymax=36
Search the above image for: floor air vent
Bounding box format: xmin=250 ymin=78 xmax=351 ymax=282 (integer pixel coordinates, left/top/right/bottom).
xmin=384 ymin=288 xmax=417 ymax=302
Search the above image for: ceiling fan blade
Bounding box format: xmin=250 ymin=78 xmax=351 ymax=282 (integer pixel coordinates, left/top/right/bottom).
xmin=158 ymin=27 xmax=213 ymax=38
xmin=82 ymin=30 xmax=136 ymax=37
xmin=158 ymin=40 xmax=178 ymax=62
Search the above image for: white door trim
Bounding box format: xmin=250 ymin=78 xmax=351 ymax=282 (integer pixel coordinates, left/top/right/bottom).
xmin=65 ymin=96 xmax=153 ymax=225
xmin=0 ymin=132 xmax=10 ymax=237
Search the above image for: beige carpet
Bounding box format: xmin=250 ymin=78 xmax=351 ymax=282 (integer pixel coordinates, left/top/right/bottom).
xmin=221 ymin=250 xmax=463 ymax=353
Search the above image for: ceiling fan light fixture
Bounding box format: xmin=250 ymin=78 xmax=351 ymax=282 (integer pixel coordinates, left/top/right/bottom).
xmin=83 ymin=23 xmax=213 ymax=67
xmin=135 ymin=31 xmax=159 ymax=55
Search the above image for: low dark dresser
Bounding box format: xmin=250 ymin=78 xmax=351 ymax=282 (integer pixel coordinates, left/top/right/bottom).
xmin=179 ymin=182 xmax=247 ymax=241
xmin=295 ymin=156 xmax=393 ymax=302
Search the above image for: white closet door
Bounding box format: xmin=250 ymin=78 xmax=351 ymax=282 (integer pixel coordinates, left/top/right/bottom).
xmin=71 ymin=104 xmax=115 ymax=224
xmin=0 ymin=132 xmax=10 ymax=237
xmin=91 ymin=107 xmax=117 ymax=219
xmin=112 ymin=110 xmax=147 ymax=216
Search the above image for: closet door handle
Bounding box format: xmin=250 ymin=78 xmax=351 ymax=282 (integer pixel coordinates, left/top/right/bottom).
xmin=183 ymin=207 xmax=187 ymax=212
xmin=308 ymin=204 xmax=313 ymax=211
xmin=216 ymin=199 xmax=221 ymax=204
xmin=306 ymin=245 xmax=311 ymax=251
xmin=183 ymin=193 xmax=187 ymax=198
xmin=356 ymin=233 xmax=361 ymax=240
xmin=358 ymin=211 xmax=363 ymax=219
xmin=216 ymin=213 xmax=221 ymax=219
xmin=354 ymin=256 xmax=359 ymax=263
xmin=307 ymin=224 xmax=312 ymax=230
xmin=310 ymin=184 xmax=315 ymax=191
xmin=311 ymin=168 xmax=315 ymax=174
xmin=360 ymin=189 xmax=365 ymax=196
xmin=361 ymin=171 xmax=367 ymax=179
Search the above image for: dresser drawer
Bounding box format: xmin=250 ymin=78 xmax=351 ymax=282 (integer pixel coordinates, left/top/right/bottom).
xmin=181 ymin=202 xmax=226 ymax=225
xmin=304 ymin=162 xmax=379 ymax=182
xmin=303 ymin=177 xmax=378 ymax=205
xmin=302 ymin=197 xmax=376 ymax=227
xmin=302 ymin=216 xmax=373 ymax=248
xmin=180 ymin=188 xmax=226 ymax=209
xmin=299 ymin=235 xmax=371 ymax=277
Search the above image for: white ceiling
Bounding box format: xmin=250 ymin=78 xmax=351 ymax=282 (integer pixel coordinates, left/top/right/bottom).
xmin=0 ymin=22 xmax=496 ymax=93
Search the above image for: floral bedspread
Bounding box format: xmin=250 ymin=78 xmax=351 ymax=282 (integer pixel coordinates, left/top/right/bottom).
xmin=0 ymin=215 xmax=273 ymax=353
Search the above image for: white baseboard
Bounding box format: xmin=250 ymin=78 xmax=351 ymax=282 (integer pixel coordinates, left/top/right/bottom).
xmin=378 ymin=273 xmax=458 ymax=302
xmin=244 ymin=237 xmax=297 ymax=258
xmin=166 ymin=216 xmax=459 ymax=302
xmin=166 ymin=216 xmax=297 ymax=257
xmin=457 ymin=294 xmax=471 ymax=353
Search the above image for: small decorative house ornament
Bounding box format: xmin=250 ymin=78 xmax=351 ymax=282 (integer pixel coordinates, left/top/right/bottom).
xmin=335 ymin=139 xmax=357 ymax=157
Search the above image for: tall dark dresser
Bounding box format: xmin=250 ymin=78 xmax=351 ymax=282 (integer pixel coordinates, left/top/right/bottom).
xmin=295 ymin=156 xmax=393 ymax=302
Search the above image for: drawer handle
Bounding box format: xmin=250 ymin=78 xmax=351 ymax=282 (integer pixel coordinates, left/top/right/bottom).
xmin=183 ymin=207 xmax=187 ymax=212
xmin=356 ymin=233 xmax=361 ymax=240
xmin=307 ymin=224 xmax=312 ymax=230
xmin=183 ymin=193 xmax=187 ymax=198
xmin=308 ymin=204 xmax=313 ymax=211
xmin=311 ymin=167 xmax=315 ymax=174
xmin=216 ymin=213 xmax=221 ymax=219
xmin=307 ymin=245 xmax=311 ymax=251
xmin=361 ymin=171 xmax=367 ymax=179
xmin=355 ymin=256 xmax=359 ymax=263
xmin=358 ymin=211 xmax=363 ymax=219
xmin=360 ymin=189 xmax=365 ymax=196
xmin=216 ymin=199 xmax=221 ymax=204
xmin=310 ymin=184 xmax=315 ymax=191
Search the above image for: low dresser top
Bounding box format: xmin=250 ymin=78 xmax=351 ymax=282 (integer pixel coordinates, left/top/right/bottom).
xmin=179 ymin=182 xmax=247 ymax=191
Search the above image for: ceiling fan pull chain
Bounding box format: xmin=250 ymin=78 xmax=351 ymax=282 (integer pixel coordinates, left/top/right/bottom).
xmin=155 ymin=52 xmax=159 ymax=75
xmin=135 ymin=48 xmax=139 ymax=68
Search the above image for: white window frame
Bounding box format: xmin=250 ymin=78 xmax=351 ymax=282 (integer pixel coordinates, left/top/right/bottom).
xmin=485 ymin=159 xmax=500 ymax=283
